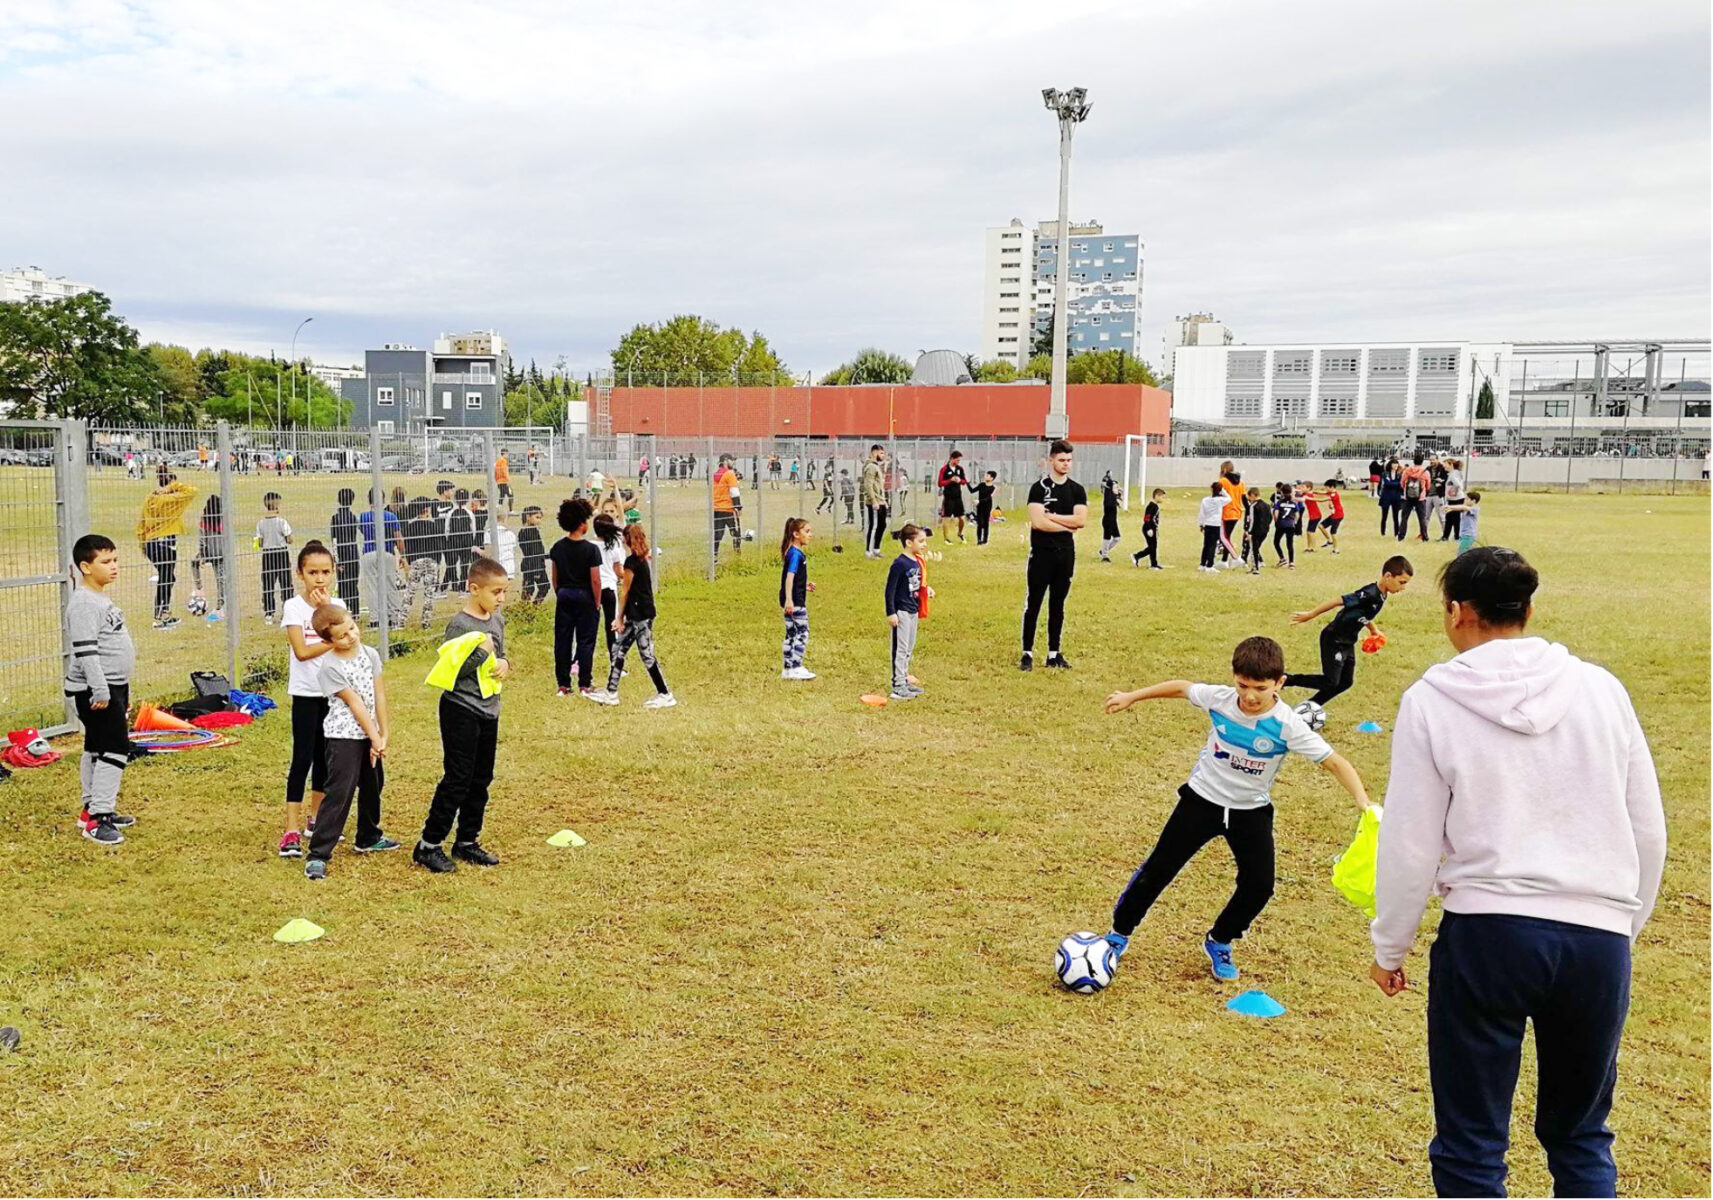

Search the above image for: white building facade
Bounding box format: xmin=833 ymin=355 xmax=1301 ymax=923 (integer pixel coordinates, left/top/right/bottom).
xmin=980 ymin=219 xmax=1144 ymax=369
xmin=2 ymin=266 xmax=94 ymax=303
xmin=1163 ymin=313 xmax=1234 ymax=380
xmin=979 ymin=220 xmax=1035 ymax=368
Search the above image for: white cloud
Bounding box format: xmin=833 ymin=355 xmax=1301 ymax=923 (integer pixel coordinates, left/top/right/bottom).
xmin=1 ymin=0 xmax=1706 ymax=373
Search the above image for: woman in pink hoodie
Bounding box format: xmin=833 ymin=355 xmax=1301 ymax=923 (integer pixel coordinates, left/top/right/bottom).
xmin=1368 ymin=546 xmax=1665 ymax=1198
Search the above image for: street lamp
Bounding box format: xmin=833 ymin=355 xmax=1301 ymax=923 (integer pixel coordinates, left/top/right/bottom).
xmin=1041 ymin=86 xmax=1091 ymax=441
xmin=289 ymin=316 xmax=313 ymax=429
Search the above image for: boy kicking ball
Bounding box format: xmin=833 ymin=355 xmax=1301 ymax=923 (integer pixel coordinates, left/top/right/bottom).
xmin=1098 ymin=636 xmax=1372 ymax=982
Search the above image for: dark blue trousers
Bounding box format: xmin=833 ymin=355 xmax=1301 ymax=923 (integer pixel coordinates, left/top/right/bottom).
xmin=1427 ymin=912 xmax=1631 ymax=1198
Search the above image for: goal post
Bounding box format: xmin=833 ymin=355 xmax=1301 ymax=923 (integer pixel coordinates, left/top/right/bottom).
xmin=1121 ymin=434 xmax=1149 ymax=511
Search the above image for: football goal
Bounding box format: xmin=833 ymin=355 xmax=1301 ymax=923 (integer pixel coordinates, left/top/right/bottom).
xmin=1121 ymin=434 xmax=1150 ymax=510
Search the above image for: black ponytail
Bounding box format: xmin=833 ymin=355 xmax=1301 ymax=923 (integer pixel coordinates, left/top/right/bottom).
xmin=1439 ymin=546 xmax=1537 ymax=629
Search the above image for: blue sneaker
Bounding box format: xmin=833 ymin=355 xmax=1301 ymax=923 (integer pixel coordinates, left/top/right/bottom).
xmin=1103 ymin=931 xmax=1129 ymax=959
xmin=1203 ymin=934 xmax=1239 ymax=981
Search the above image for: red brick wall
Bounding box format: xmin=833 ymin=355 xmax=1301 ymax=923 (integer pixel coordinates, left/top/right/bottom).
xmin=604 ymin=383 xmax=1171 ymax=447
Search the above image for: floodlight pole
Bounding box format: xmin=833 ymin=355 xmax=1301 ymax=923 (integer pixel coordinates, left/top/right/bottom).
xmin=1042 ymin=87 xmax=1090 ymax=442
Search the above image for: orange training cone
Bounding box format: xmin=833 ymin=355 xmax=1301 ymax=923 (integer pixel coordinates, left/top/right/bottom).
xmin=134 ymin=703 xmax=197 ymax=732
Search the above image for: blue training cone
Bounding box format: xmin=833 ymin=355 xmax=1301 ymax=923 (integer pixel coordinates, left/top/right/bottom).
xmin=1356 ymin=720 xmax=1385 ymax=734
xmin=1226 ymin=990 xmax=1287 ymax=1018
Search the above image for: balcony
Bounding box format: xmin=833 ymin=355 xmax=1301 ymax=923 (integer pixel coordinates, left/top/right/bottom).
xmin=432 ymin=372 xmax=496 ymax=385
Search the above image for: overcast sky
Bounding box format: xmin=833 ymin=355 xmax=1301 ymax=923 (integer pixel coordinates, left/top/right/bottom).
xmin=3 ymin=0 xmax=1709 ymax=376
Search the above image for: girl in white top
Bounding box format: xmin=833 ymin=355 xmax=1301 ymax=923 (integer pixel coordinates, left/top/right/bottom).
xmin=278 ymin=542 xmax=345 ymax=859
xmin=592 ymin=514 xmax=625 ymax=669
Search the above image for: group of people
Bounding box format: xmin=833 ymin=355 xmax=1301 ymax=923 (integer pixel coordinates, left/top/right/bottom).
xmin=1368 ymin=451 xmax=1476 ymax=544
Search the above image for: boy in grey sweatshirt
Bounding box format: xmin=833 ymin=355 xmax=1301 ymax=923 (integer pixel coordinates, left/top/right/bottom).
xmin=64 ymin=535 xmax=138 ymax=845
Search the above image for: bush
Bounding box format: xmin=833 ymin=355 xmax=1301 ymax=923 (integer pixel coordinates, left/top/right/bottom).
xmin=1190 ymin=435 xmax=1308 ymax=458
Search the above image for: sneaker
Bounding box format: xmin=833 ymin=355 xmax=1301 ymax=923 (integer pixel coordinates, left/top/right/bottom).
xmin=1131 ymin=555 xmax=1142 ymax=567
xmin=152 ymin=617 xmax=180 ymax=630
xmin=354 ymin=836 xmax=402 ymax=853
xmin=83 ymin=808 xmax=136 ymax=829
xmin=1104 ymin=931 xmax=1130 ymax=960
xmin=413 ymin=843 xmax=458 ymax=874
xmin=556 ymin=686 xmax=573 ymax=697
xmin=278 ymin=830 xmax=303 ymax=858
xmin=1203 ymin=934 xmax=1239 ymax=982
xmin=643 ymin=693 xmax=677 ymax=709
xmin=451 ymin=841 xmax=500 ymax=867
xmin=1150 ymin=564 xmax=1165 ymax=571
xmin=1018 ymin=654 xmax=1033 ymax=672
xmin=1045 ymin=654 xmax=1072 ymax=670
xmin=904 ymin=684 xmax=925 ymax=696
xmin=781 ymin=667 xmax=817 ymax=681
xmin=304 ymin=859 xmax=327 ymax=881
xmin=81 ymin=814 xmax=123 ymax=845
xmin=583 ymin=689 xmax=618 ymax=705
xmin=1099 ymin=554 xmax=1110 ymax=563
xmin=888 ymin=688 xmax=917 ymax=701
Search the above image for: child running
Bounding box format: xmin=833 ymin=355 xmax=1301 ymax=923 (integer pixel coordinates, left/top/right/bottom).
xmin=1131 ymin=488 xmax=1166 ymax=569
xmin=884 ymin=524 xmax=927 ymax=702
xmin=415 ymin=557 xmax=510 ymax=872
xmin=1300 ymin=482 xmax=1323 ymax=553
xmin=1284 ymin=554 xmax=1414 ymax=706
xmin=1197 ymin=483 xmax=1226 ymax=572
xmin=303 ymin=602 xmax=399 ymax=878
xmin=1272 ymin=484 xmax=1300 ymax=568
xmin=1315 ymin=480 xmax=1345 ymax=553
xmin=65 ymin=535 xmax=137 ymax=845
xmin=1098 ymin=636 xmax=1372 ymax=982
xmin=780 ymin=516 xmax=816 ymax=681
xmin=592 ymin=524 xmax=675 ymax=708
xmin=279 ymin=541 xmax=342 ymax=858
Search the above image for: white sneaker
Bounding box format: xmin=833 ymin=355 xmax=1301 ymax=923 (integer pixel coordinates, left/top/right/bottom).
xmin=643 ymin=693 xmax=677 ymax=709
xmin=581 ymin=688 xmax=611 ymax=704
xmin=781 ymin=667 xmax=816 ymax=681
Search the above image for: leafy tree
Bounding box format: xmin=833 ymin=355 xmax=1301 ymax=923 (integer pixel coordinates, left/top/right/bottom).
xmin=505 ymin=379 xmax=579 ymax=427
xmin=145 ymin=344 xmax=206 ymax=423
xmin=1023 ymin=353 xmax=1054 ymax=380
xmin=1031 ymin=314 xmax=1055 ymax=358
xmin=611 ymin=314 xmax=790 ymax=384
xmin=1476 ymin=379 xmax=1495 ymax=420
xmin=974 ymin=359 xmax=1021 ymax=383
xmin=819 ymin=347 xmax=912 ymax=386
xmin=1065 ymin=350 xmax=1161 ymax=386
xmin=0 ymin=292 xmax=159 ymax=421
xmin=201 ymin=356 xmax=348 ymax=428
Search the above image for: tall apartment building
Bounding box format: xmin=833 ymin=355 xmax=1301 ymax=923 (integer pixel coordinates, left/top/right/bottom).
xmin=344 ymin=331 xmax=512 ymax=435
xmin=2 ymin=266 xmax=94 ymax=303
xmin=980 ymin=220 xmax=1143 ymax=369
xmin=1163 ymin=313 xmax=1234 ymax=380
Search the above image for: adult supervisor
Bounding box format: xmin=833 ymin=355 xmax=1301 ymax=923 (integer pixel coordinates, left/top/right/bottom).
xmin=1368 ymin=546 xmax=1665 ymax=1198
xmin=936 ymin=450 xmax=969 ymax=544
xmin=860 ymin=444 xmax=889 ymax=559
xmin=1019 ymin=439 xmax=1086 ymax=671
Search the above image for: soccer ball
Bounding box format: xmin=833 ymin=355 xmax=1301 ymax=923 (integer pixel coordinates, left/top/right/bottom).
xmin=1055 ymin=931 xmax=1117 ymax=994
xmin=742 ymin=529 xmax=756 ymax=542
xmin=1294 ymin=700 xmax=1328 ymax=732
xmin=186 ymin=593 xmax=208 ymax=617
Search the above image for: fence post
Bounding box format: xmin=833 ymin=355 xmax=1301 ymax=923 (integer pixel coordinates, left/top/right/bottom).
xmin=648 ymin=444 xmax=660 ymax=593
xmin=706 ymin=435 xmax=716 ymax=581
xmin=483 ymin=430 xmax=499 ymax=557
xmin=754 ymin=436 xmax=765 ymax=550
xmin=217 ymin=421 xmax=239 ymax=687
xmin=56 ymin=418 xmax=90 ymax=732
xmin=370 ymin=426 xmax=389 ymax=659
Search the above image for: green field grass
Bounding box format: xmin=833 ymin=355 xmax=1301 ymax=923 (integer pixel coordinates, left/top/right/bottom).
xmin=0 ymin=491 xmax=1707 ymax=1196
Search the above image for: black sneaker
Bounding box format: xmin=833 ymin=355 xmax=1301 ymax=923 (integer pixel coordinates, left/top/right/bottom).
xmin=413 ymin=843 xmax=458 ymax=874
xmin=1018 ymin=654 xmax=1033 ymax=672
xmin=1046 ymin=654 xmax=1073 ymax=670
xmin=108 ymin=812 xmax=137 ymax=828
xmin=452 ymin=841 xmax=500 ymax=867
xmin=83 ymin=814 xmax=123 ymax=845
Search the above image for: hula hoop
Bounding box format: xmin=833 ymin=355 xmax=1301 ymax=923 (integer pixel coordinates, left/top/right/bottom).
xmin=129 ymin=729 xmax=222 ymax=752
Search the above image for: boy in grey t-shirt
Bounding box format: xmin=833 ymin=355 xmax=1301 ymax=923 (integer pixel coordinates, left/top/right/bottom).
xmin=65 ymin=534 xmax=138 ymax=845
xmin=303 ymin=603 xmax=399 ymax=877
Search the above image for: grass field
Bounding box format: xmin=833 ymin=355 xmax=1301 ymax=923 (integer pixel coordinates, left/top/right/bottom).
xmin=1 ymin=490 xmax=1707 ymax=1197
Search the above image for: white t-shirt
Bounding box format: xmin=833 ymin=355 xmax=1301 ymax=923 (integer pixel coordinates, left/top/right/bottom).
xmin=320 ymin=644 xmax=382 ymax=740
xmin=1197 ymin=495 xmax=1227 ymax=527
xmin=282 ymin=593 xmax=347 ymax=698
xmin=493 ymin=525 xmax=518 ymax=575
xmin=595 ymin=537 xmax=624 ymax=592
xmin=1184 ymin=683 xmax=1332 ymax=810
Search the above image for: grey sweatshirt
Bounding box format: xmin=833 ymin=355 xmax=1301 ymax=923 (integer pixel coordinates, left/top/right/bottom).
xmin=444 ymin=609 xmax=504 ymax=720
xmin=64 ymin=587 xmax=135 ymax=703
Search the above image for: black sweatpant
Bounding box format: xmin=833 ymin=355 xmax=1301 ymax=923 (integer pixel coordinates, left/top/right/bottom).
xmin=976 ymin=507 xmax=992 ymax=545
xmin=1021 ymin=546 xmax=1074 ymax=655
xmin=287 ymin=695 xmax=329 ymax=806
xmin=1132 ymin=526 xmax=1158 ymax=566
xmin=1441 ymin=509 xmax=1462 ymax=541
xmin=422 ymin=696 xmax=498 ymax=847
xmin=1273 ymin=526 xmax=1296 ymax=564
xmin=336 ymin=558 xmax=360 ymax=615
xmin=1285 ymin=630 xmax=1357 ymax=705
xmin=1199 ymin=525 xmax=1220 ymax=568
xmin=1426 ymin=913 xmax=1630 ymax=1198
xmin=308 ymin=737 xmax=383 ymax=861
xmin=260 ymin=548 xmax=291 ymax=619
xmin=1379 ymin=499 xmax=1396 ymax=536
xmin=144 ymin=537 xmax=178 ymax=619
xmin=522 ymin=564 xmax=550 ymax=604
xmin=601 ymin=587 xmax=618 ymax=661
xmin=1111 ymin=785 xmax=1275 ymax=944
xmin=1246 ymin=523 xmax=1269 ymax=569
xmin=714 ymin=511 xmax=742 ymax=556
xmin=1398 ymin=498 xmax=1429 ymax=540
xmin=865 ymin=503 xmax=889 ymax=554
xmin=554 ymin=591 xmax=599 ymax=689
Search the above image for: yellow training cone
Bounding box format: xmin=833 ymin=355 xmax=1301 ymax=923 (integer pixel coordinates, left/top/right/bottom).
xmin=273 ymin=918 xmax=325 ymax=944
xmin=546 ymin=829 xmax=587 ymax=848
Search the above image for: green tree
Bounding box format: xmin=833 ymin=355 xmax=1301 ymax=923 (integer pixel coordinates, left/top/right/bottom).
xmin=505 ymin=379 xmax=579 ymax=428
xmin=201 ymin=356 xmax=348 ymax=428
xmin=1476 ymin=379 xmax=1495 ymax=420
xmin=0 ymin=292 xmax=160 ymax=421
xmin=974 ymin=359 xmax=1021 ymax=383
xmin=1065 ymin=349 xmax=1161 ymax=386
xmin=818 ymin=347 xmax=912 ymax=385
xmin=1023 ymin=353 xmax=1054 ymax=380
xmin=611 ymin=314 xmax=789 ymax=384
xmin=1030 ymin=314 xmax=1055 ymax=358
xmin=145 ymin=343 xmax=206 ymax=423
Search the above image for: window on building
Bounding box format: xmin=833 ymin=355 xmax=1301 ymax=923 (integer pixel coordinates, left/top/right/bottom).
xmin=1099 ymin=332 xmax=1110 ymax=341
xmin=465 ymin=391 xmax=483 ymax=410
xmin=375 ymin=387 xmax=395 ymax=406
xmin=469 ymin=363 xmax=493 ymax=381
xmin=1002 ymin=276 xmax=1019 ymax=283
xmin=443 ymin=392 xmax=453 ymax=410
xmin=1002 ymin=231 xmax=1021 ymax=239
xmin=1224 ymin=395 xmax=1262 ymax=418
xmin=1093 ymin=258 xmax=1104 ymax=267
xmin=1321 ymin=353 xmax=1359 ymax=374
xmin=1319 ymin=395 xmax=1357 ymax=418
xmin=1420 ymin=351 xmax=1459 ymax=372
xmin=1000 ymin=321 xmax=1017 ymax=328
xmin=999 ymin=336 xmax=1018 ymax=344
xmin=1274 ymin=355 xmax=1311 ymax=375
xmin=1102 ymin=272 xmax=1113 ymax=281
xmin=377 ymin=420 xmax=395 ymax=435
xmin=1103 ymin=242 xmax=1114 ymax=252
xmin=1000 ymin=307 xmax=1019 ymax=313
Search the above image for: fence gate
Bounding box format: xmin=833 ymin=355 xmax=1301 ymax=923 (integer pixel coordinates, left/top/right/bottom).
xmin=0 ymin=420 xmax=83 ymax=736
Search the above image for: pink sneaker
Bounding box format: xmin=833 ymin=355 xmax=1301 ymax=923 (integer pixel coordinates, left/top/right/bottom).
xmin=278 ymin=830 xmax=303 ymax=858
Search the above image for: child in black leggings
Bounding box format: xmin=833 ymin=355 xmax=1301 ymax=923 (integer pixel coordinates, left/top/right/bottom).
xmin=1285 ymin=555 xmax=1414 ymax=705
xmin=1244 ymin=488 xmax=1271 ymax=574
xmin=1272 ymin=484 xmax=1300 ymax=568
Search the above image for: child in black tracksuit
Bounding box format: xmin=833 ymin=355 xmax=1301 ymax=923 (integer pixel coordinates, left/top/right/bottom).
xmin=970 ymin=472 xmax=997 ymax=545
xmin=518 ymin=506 xmax=549 ymax=603
xmin=1284 ymin=555 xmax=1414 ymax=705
xmin=1098 ymin=473 xmax=1123 ymax=562
xmin=330 ymin=488 xmax=361 ymax=614
xmin=548 ymin=497 xmax=603 ymax=696
xmin=1131 ymin=489 xmax=1165 ymax=568
xmin=1243 ymin=488 xmax=1271 ymax=574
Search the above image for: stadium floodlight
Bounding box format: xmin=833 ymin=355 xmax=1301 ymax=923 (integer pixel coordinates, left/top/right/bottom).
xmin=1041 ymin=87 xmax=1091 ymax=441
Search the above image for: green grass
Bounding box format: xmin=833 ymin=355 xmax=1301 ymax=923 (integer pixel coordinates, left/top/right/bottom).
xmin=0 ymin=491 xmax=1707 ymax=1196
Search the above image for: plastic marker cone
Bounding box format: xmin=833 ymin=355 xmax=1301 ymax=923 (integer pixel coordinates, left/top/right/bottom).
xmin=1226 ymin=990 xmax=1286 ymax=1018
xmin=1356 ymin=720 xmax=1385 ymax=734
xmin=134 ymin=703 xmax=197 ymax=732
xmin=859 ymin=694 xmax=889 ymax=707
xmin=273 ymin=918 xmax=325 ymax=944
xmin=546 ymin=829 xmax=587 ymax=848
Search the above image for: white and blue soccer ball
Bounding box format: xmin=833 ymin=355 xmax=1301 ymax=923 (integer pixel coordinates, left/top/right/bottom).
xmin=1294 ymin=700 xmax=1328 ymax=733
xmin=186 ymin=593 xmax=208 ymax=617
xmin=1055 ymin=931 xmax=1117 ymax=994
